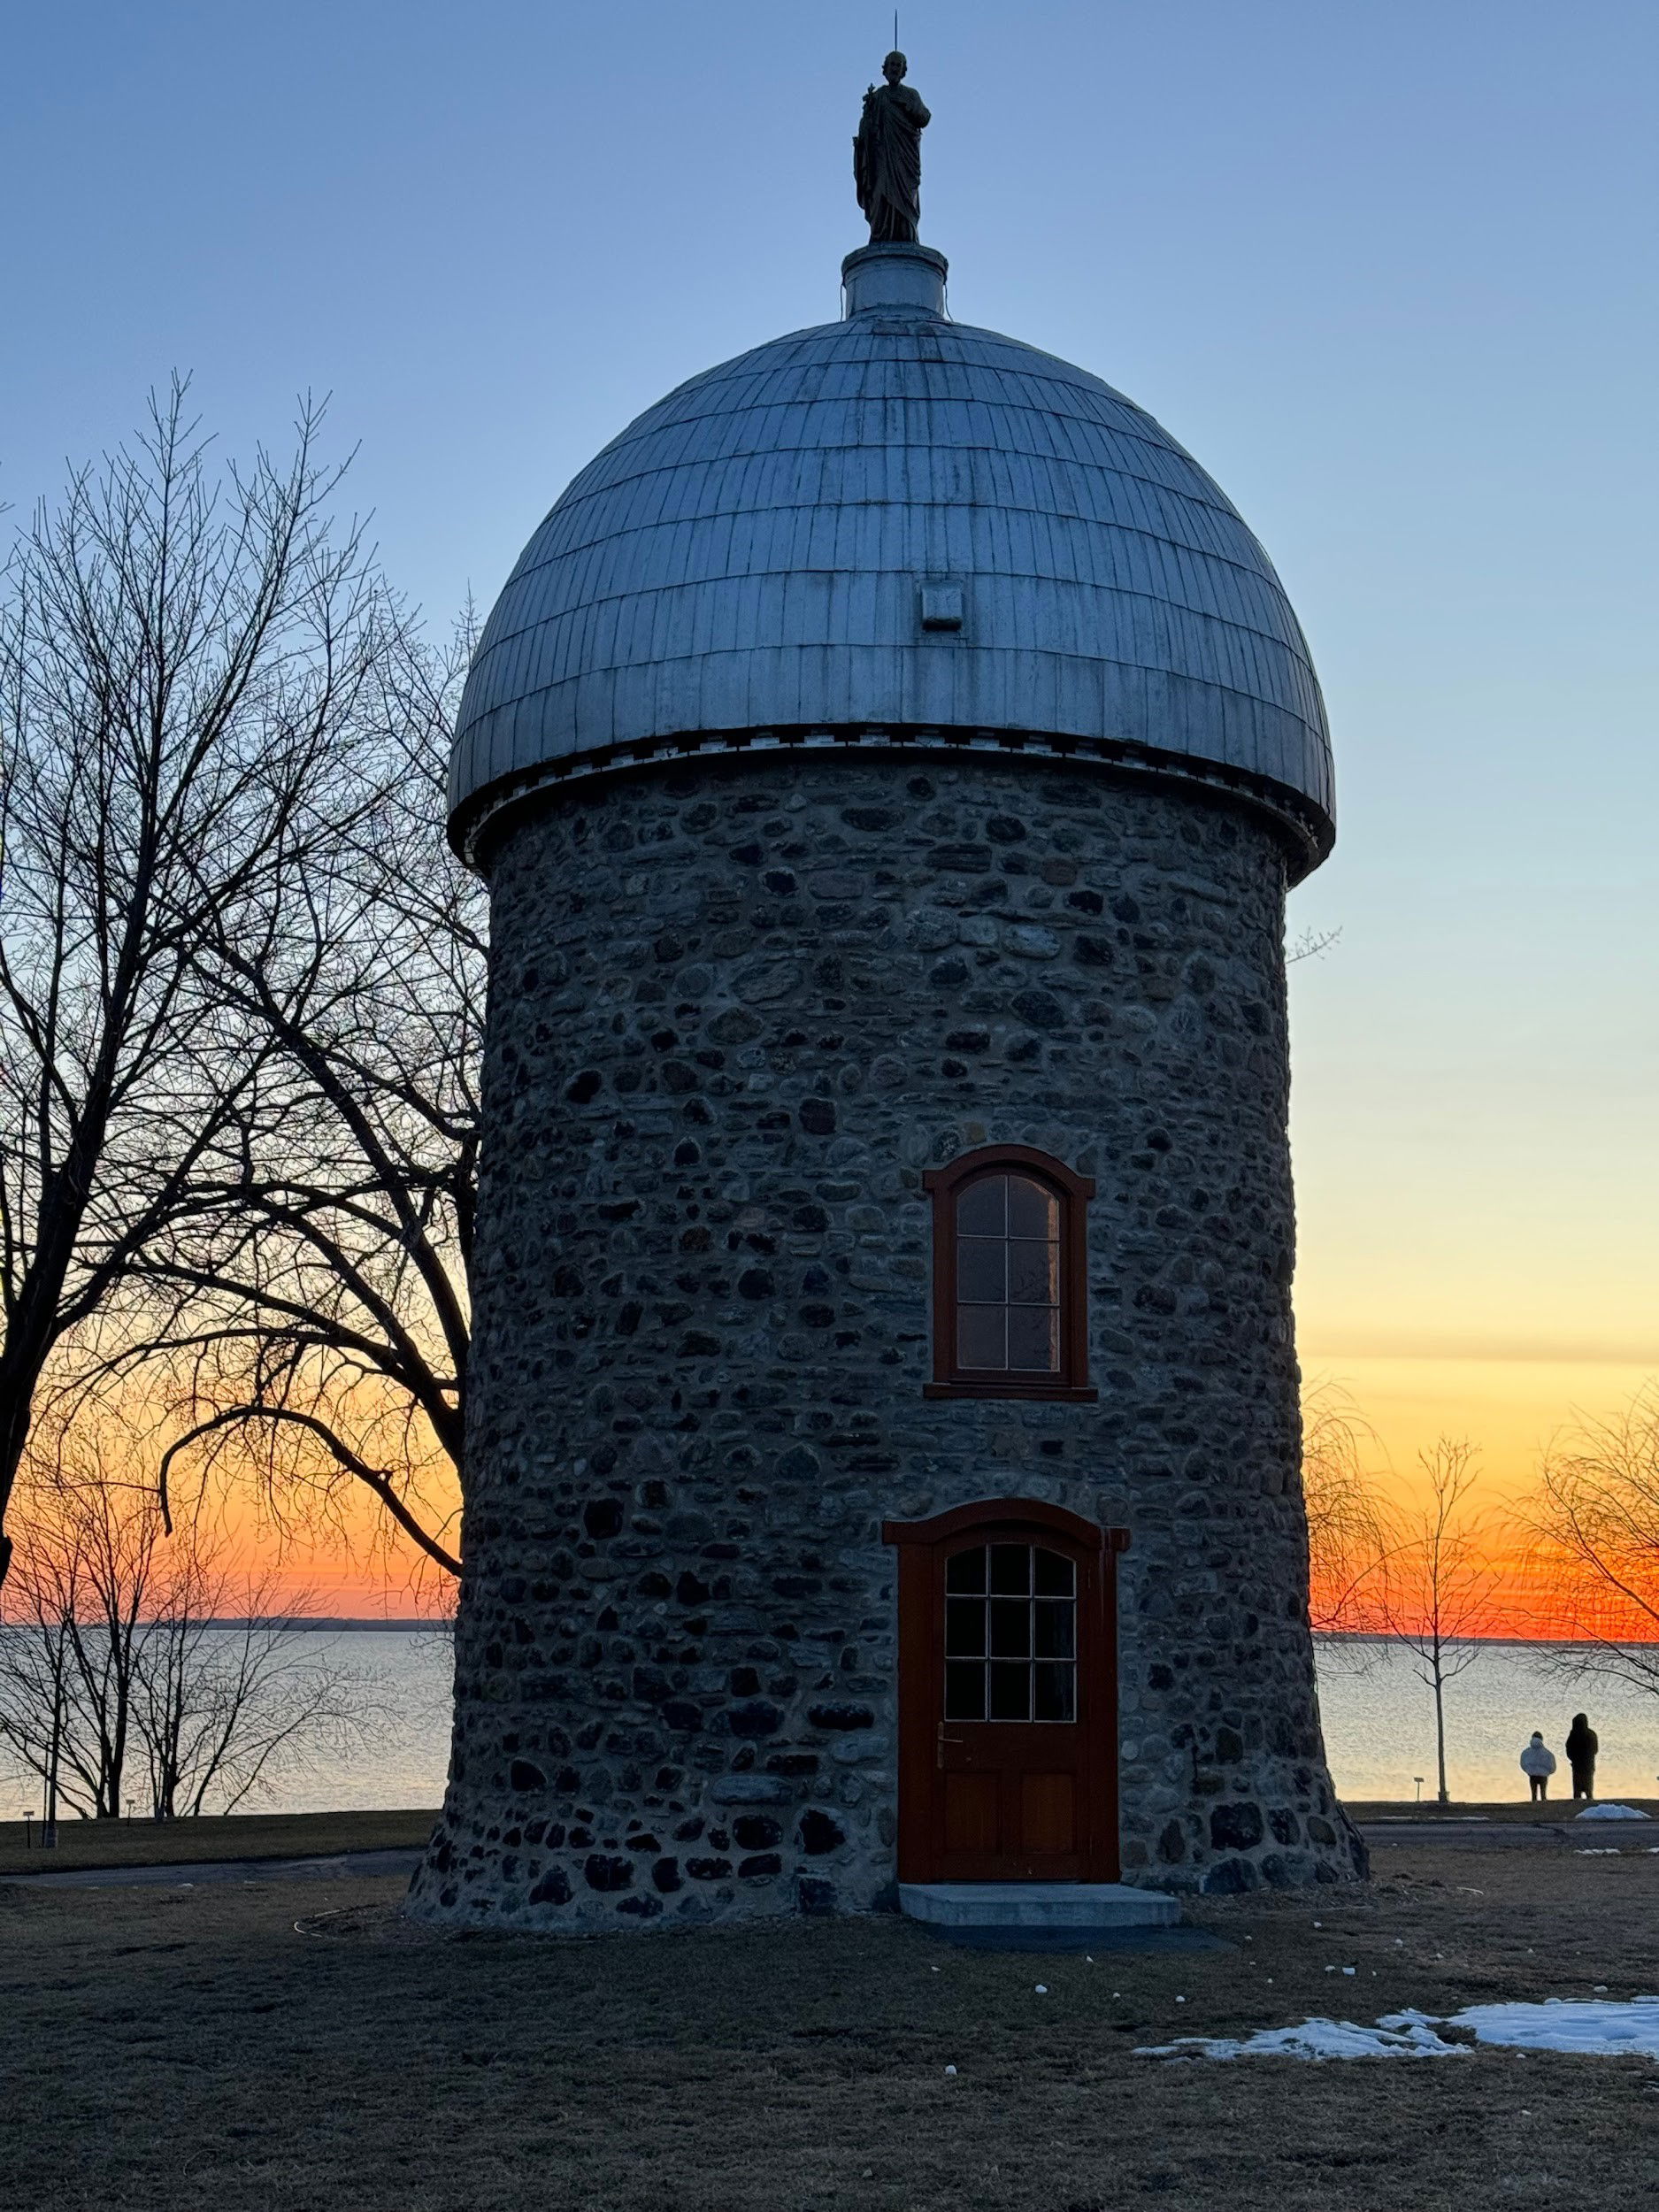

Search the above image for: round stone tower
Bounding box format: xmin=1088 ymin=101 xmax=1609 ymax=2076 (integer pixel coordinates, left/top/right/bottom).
xmin=409 ymin=234 xmax=1363 ymax=1932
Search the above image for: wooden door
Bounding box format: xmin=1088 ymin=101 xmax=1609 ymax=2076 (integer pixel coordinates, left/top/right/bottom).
xmin=885 ymin=1502 xmax=1125 ymax=1883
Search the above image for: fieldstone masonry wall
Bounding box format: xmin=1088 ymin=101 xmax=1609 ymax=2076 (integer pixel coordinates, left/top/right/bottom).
xmin=407 ymin=755 xmax=1364 ymax=1932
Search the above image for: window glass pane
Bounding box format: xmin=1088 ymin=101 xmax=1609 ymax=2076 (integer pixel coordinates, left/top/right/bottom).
xmin=957 ymin=1307 xmax=1005 ymax=1370
xmin=988 ymin=1544 xmax=1031 ymax=1594
xmin=1007 ymin=1175 xmax=1057 ymax=1239
xmin=945 ymin=1546 xmax=987 ymax=1594
xmin=944 ymin=1661 xmax=986 ymax=1721
xmin=943 ymin=1165 xmax=1083 ymax=1386
xmin=1033 ymin=1662 xmax=1076 ymax=1723
xmin=988 ymin=1663 xmax=1031 ymax=1721
xmin=1008 ymin=1238 xmax=1058 ymax=1305
xmin=1033 ymin=1548 xmax=1074 ymax=1597
xmin=1033 ymin=1600 xmax=1075 ymax=1659
xmin=957 ymin=1239 xmax=1007 ymax=1303
xmin=988 ymin=1597 xmax=1031 ymax=1658
xmin=1007 ymin=1305 xmax=1059 ymax=1371
xmin=941 ymin=1545 xmax=1079 ymax=1725
xmin=945 ymin=1596 xmax=986 ymax=1657
xmin=956 ymin=1176 xmax=1006 ymax=1237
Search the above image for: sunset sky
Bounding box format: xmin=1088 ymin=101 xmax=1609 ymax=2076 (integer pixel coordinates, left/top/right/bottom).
xmin=6 ymin=2 xmax=1655 ymax=1619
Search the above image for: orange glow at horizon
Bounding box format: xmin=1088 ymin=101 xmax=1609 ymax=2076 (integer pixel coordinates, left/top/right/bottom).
xmin=191 ymin=1353 xmax=1659 ymax=1634
xmin=1302 ymin=1347 xmax=1659 ymax=1642
xmin=99 ymin=1330 xmax=1656 ymax=1636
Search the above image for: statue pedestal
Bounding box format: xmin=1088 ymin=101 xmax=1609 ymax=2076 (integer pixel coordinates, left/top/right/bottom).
xmin=841 ymin=242 xmax=948 ymax=319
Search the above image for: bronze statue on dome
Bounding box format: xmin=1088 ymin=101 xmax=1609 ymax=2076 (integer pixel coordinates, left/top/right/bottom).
xmin=854 ymin=52 xmax=930 ymax=244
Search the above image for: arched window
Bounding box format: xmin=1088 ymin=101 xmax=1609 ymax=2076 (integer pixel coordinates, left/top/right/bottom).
xmin=921 ymin=1147 xmax=1095 ymax=1402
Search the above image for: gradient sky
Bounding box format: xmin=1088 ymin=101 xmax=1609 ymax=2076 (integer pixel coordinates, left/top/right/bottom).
xmin=6 ymin=2 xmax=1656 ymax=1607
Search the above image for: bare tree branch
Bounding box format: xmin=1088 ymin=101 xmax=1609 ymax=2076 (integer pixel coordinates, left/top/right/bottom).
xmin=1523 ymin=1386 xmax=1659 ymax=1701
xmin=0 ymin=382 xmax=399 ymax=1586
xmin=105 ymin=614 xmax=481 ymax=1586
xmin=1302 ymin=1378 xmax=1395 ymax=1638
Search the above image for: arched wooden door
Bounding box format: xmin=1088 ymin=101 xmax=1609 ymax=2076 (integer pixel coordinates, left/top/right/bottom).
xmin=883 ymin=1502 xmax=1126 ymax=1883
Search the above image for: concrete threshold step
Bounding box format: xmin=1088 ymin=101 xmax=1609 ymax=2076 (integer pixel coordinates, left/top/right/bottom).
xmin=899 ymin=1881 xmax=1180 ymax=1931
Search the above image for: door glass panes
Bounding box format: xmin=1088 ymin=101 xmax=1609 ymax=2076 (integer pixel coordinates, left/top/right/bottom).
xmin=941 ymin=1544 xmax=1077 ymax=1722
xmin=956 ymin=1174 xmax=1060 ymax=1372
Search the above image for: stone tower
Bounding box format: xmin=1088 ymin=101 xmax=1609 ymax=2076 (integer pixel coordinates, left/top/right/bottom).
xmin=408 ymin=230 xmax=1362 ymax=1932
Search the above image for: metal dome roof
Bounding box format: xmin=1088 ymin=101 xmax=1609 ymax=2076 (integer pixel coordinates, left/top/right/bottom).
xmin=449 ymin=244 xmax=1333 ymax=872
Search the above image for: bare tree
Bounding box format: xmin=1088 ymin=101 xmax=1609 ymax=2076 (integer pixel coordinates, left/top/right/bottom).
xmin=1528 ymin=1386 xmax=1659 ymax=1700
xmin=0 ymin=1418 xmax=364 ymax=1821
xmin=0 ymin=1425 xmax=155 ymax=1816
xmin=1369 ymin=1438 xmax=1501 ymax=1804
xmin=1302 ymin=1379 xmax=1394 ymax=1636
xmin=132 ymin=1552 xmax=364 ymax=1823
xmin=0 ymin=381 xmax=396 ymax=1587
xmin=98 ymin=625 xmax=480 ymax=1584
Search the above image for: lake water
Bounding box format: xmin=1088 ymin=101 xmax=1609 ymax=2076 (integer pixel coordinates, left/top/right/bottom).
xmin=5 ymin=1631 xmax=1658 ymax=1818
xmin=1315 ymin=1638 xmax=1659 ymax=1802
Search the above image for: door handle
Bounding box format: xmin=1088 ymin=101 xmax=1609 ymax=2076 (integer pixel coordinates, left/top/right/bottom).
xmin=936 ymin=1721 xmax=964 ymax=1768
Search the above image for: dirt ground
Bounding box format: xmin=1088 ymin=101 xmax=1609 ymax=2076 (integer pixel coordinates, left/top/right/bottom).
xmin=4 ymin=1844 xmax=1659 ymax=2211
xmin=0 ymin=1809 xmax=436 ymax=1877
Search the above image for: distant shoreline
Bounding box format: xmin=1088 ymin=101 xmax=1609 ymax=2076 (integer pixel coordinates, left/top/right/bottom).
xmin=5 ymin=1622 xmax=1655 ymax=1653
xmin=152 ymin=1624 xmax=1659 ymax=1653
xmin=188 ymin=1617 xmax=452 ymax=1632
xmin=1317 ymin=1631 xmax=1659 ymax=1653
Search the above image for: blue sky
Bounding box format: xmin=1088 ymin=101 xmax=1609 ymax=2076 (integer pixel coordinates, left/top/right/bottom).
xmin=6 ymin=0 xmax=1657 ymax=1477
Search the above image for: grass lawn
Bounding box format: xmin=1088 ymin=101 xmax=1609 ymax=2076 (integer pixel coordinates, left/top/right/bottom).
xmin=4 ymin=1844 xmax=1659 ymax=2209
xmin=0 ymin=1808 xmax=438 ymax=1877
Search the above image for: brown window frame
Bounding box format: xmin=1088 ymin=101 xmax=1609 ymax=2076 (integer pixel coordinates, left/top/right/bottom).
xmin=921 ymin=1145 xmax=1097 ymax=1402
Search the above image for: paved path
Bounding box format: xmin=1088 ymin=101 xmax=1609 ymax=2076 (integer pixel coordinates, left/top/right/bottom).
xmin=1 ymin=1847 xmax=423 ymax=1889
xmin=1359 ymin=1820 xmax=1573 ymax=1849
xmin=9 ymin=1822 xmax=1640 ymax=1888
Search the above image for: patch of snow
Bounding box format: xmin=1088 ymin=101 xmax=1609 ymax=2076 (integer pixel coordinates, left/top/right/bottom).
xmin=1138 ymin=2016 xmax=1465 ymax=2062
xmin=1574 ymin=1803 xmax=1651 ymax=1821
xmin=1140 ymin=1999 xmax=1659 ymax=2063
xmin=1414 ymin=2000 xmax=1659 ymax=2058
xmin=1578 ymin=1848 xmax=1622 ymax=1856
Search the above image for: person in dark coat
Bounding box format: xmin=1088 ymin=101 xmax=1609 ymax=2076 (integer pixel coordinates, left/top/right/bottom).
xmin=1566 ymin=1712 xmax=1599 ymax=1801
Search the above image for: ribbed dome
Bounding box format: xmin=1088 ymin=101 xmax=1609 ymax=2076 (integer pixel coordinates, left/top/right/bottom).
xmin=449 ymin=246 xmax=1333 ymax=872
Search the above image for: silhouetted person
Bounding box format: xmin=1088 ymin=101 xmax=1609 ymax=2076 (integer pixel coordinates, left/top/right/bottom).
xmin=1566 ymin=1712 xmax=1599 ymax=1801
xmin=1520 ymin=1731 xmax=1557 ymax=1802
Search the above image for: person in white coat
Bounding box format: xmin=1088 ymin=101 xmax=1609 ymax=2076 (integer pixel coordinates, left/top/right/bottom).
xmin=1520 ymin=1732 xmax=1557 ymax=1802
